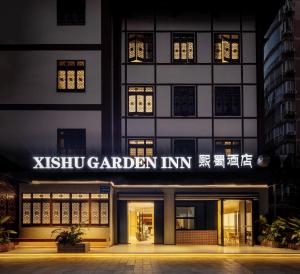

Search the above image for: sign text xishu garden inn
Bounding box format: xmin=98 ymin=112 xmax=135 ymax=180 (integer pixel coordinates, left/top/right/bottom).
xmin=33 ymin=154 xmax=253 ymax=170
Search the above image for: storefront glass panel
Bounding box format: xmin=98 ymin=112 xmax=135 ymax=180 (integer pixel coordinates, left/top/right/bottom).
xmin=223 ymin=200 xmax=253 ymax=246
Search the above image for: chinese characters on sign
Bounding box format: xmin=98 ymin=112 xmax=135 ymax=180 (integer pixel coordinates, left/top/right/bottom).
xmin=198 ymin=154 xmax=253 ymax=169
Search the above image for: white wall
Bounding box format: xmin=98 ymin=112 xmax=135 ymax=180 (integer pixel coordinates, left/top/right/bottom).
xmin=0 ymin=0 xmax=102 ymax=44
xmin=0 ymin=111 xmax=102 ymax=166
xmin=0 ymin=51 xmax=101 ymax=104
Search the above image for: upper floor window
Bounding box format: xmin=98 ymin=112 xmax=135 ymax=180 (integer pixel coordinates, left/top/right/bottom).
xmin=215 ymin=86 xmax=241 ymax=116
xmin=57 ymin=60 xmax=85 ymax=92
xmin=214 ymin=33 xmax=240 ymax=63
xmin=172 ymin=33 xmax=195 ymax=63
xmin=215 ymin=140 xmax=241 ymax=156
xmin=173 ymin=139 xmax=196 ymax=158
xmin=173 ymin=86 xmax=196 ymax=116
xmin=128 ymin=86 xmax=154 ymax=116
xmin=128 ymin=33 xmax=153 ymax=63
xmin=128 ymin=139 xmax=154 ymax=157
xmin=57 ymin=129 xmax=86 ymax=156
xmin=57 ymin=0 xmax=85 ymax=26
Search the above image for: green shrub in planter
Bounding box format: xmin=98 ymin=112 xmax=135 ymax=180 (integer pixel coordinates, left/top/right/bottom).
xmin=51 ymin=224 xmax=90 ymax=253
xmin=51 ymin=224 xmax=84 ymax=245
xmin=0 ymin=216 xmax=17 ymax=252
xmin=287 ymin=217 xmax=300 ymax=249
xmin=266 ymin=217 xmax=290 ymax=247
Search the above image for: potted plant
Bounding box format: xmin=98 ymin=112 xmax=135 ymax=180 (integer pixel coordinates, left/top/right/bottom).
xmin=261 ymin=217 xmax=289 ymax=248
xmin=257 ymin=215 xmax=269 ymax=244
xmin=0 ymin=216 xmax=17 ymax=252
xmin=287 ymin=217 xmax=300 ymax=250
xmin=51 ymin=224 xmax=90 ymax=253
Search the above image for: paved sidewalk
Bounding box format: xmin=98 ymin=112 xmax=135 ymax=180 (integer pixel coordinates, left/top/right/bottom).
xmin=1 ymin=254 xmax=300 ymax=274
xmin=3 ymin=244 xmax=300 ymax=255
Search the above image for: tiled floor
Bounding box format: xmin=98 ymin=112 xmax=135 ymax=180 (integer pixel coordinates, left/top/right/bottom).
xmin=1 ymin=255 xmax=300 ymax=274
xmin=7 ymin=244 xmax=300 ymax=254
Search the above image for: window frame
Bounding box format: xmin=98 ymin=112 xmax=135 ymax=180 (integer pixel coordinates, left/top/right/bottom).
xmin=127 ymin=86 xmax=155 ymax=116
xmin=214 ymin=139 xmax=242 ymax=155
xmin=21 ymin=193 xmax=109 ymax=227
xmin=173 ymin=139 xmax=196 ymax=158
xmin=214 ymin=86 xmax=241 ymax=116
xmin=172 ymin=32 xmax=196 ymax=64
xmin=172 ymin=85 xmax=197 ymax=117
xmin=127 ymin=32 xmax=154 ymax=63
xmin=214 ymin=33 xmax=240 ymax=64
xmin=57 ymin=0 xmax=86 ymax=26
xmin=57 ymin=60 xmax=86 ymax=93
xmin=57 ymin=128 xmax=86 ymax=156
xmin=175 ymin=206 xmax=196 ymax=230
xmin=128 ymin=139 xmax=155 ymax=157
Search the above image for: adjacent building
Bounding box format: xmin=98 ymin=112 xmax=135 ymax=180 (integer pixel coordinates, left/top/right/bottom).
xmin=0 ymin=0 xmax=284 ymax=247
xmin=263 ymin=0 xmax=300 ymax=215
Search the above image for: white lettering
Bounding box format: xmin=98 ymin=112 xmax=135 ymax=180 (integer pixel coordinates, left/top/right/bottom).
xmin=74 ymin=157 xmax=85 ymax=169
xmin=99 ymin=157 xmax=112 ymax=169
xmin=33 ymin=157 xmax=45 ymax=169
xmin=87 ymin=157 xmax=99 ymax=168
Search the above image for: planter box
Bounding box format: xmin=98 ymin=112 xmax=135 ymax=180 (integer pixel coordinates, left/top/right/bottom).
xmin=0 ymin=242 xmax=15 ymax=252
xmin=57 ymin=243 xmax=90 ymax=253
xmin=261 ymin=239 xmax=284 ymax=248
xmin=288 ymin=243 xmax=300 ymax=250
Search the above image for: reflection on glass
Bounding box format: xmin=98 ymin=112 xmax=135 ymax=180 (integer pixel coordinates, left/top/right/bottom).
xmin=223 ymin=200 xmax=252 ymax=246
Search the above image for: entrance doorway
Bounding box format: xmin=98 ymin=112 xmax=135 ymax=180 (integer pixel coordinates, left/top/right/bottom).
xmin=128 ymin=202 xmax=154 ymax=244
xmin=223 ymin=200 xmax=253 ymax=246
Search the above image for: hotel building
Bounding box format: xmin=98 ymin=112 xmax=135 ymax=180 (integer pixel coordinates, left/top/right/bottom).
xmin=0 ymin=0 xmax=283 ymax=247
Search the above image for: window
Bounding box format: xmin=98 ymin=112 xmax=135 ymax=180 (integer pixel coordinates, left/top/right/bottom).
xmin=176 ymin=207 xmax=195 ymax=230
xmin=57 ymin=0 xmax=85 ymax=25
xmin=173 ymin=139 xmax=195 ymax=157
xmin=128 ymin=86 xmax=154 ymax=116
xmin=215 ymin=86 xmax=241 ymax=116
xmin=214 ymin=33 xmax=240 ymax=63
xmin=215 ymin=140 xmax=241 ymax=156
xmin=57 ymin=60 xmax=85 ymax=92
xmin=128 ymin=139 xmax=154 ymax=157
xmin=128 ymin=33 xmax=153 ymax=63
xmin=57 ymin=129 xmax=86 ymax=156
xmin=173 ymin=86 xmax=196 ymax=116
xmin=22 ymin=193 xmax=109 ymax=226
xmin=172 ymin=33 xmax=195 ymax=63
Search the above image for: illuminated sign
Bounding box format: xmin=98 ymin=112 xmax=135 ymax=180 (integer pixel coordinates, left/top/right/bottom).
xmin=33 ymin=154 xmax=253 ymax=170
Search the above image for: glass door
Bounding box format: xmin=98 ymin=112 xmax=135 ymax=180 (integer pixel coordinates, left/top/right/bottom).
xmin=128 ymin=202 xmax=154 ymax=244
xmin=223 ymin=200 xmax=253 ymax=246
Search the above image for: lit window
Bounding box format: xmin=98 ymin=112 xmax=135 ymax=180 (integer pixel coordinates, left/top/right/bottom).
xmin=173 ymin=86 xmax=196 ymax=116
xmin=214 ymin=33 xmax=240 ymax=63
xmin=22 ymin=193 xmax=109 ymax=226
xmin=128 ymin=86 xmax=154 ymax=115
xmin=172 ymin=33 xmax=195 ymax=63
xmin=215 ymin=140 xmax=241 ymax=156
xmin=128 ymin=33 xmax=153 ymax=63
xmin=215 ymin=86 xmax=241 ymax=116
xmin=57 ymin=60 xmax=85 ymax=92
xmin=57 ymin=0 xmax=85 ymax=26
xmin=57 ymin=129 xmax=86 ymax=156
xmin=128 ymin=139 xmax=154 ymax=157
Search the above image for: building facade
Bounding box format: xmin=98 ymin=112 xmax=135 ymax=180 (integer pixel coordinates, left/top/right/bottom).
xmin=263 ymin=0 xmax=300 ymax=215
xmin=0 ymin=0 xmax=283 ymax=247
xmin=264 ymin=0 xmax=297 ymax=160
